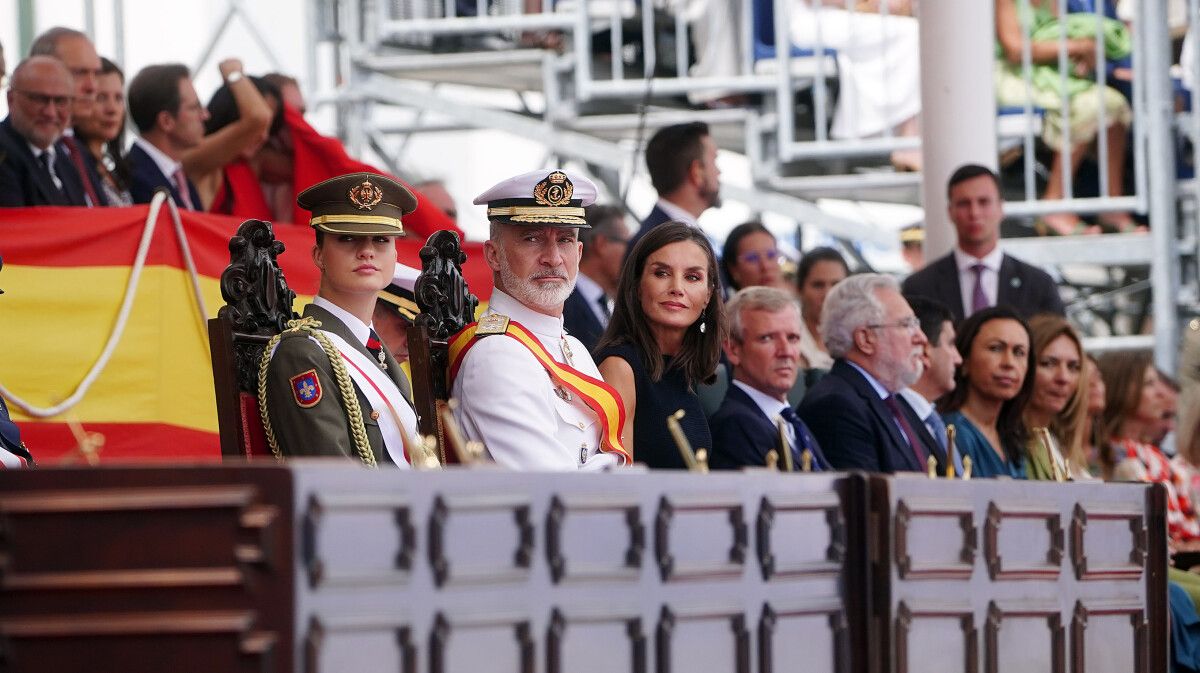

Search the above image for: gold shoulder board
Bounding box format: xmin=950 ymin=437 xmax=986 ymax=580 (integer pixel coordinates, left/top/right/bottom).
xmin=476 ymin=313 xmax=511 ymax=336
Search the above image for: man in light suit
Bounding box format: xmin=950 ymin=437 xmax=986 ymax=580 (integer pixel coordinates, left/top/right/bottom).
xmin=901 ymin=164 xmax=1064 ymax=324
xmin=798 ymin=273 xmax=946 ymax=474
xmin=710 ymin=286 xmax=828 ymax=471
xmin=626 ymin=122 xmax=721 ymax=257
xmin=126 ymin=63 xmax=208 ymax=209
xmin=564 ymin=204 xmax=629 ymax=353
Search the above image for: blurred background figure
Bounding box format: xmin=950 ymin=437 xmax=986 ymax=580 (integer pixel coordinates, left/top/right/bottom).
xmin=720 ymin=221 xmax=783 ymax=293
xmin=1023 ymin=314 xmax=1092 ymax=480
xmin=192 ymin=61 xmax=277 ymax=214
xmin=1081 ymin=353 xmax=1108 ymax=476
xmin=262 ymin=71 xmax=306 ymax=115
xmin=795 ymin=247 xmax=849 ymax=371
xmin=73 ymin=57 xmax=131 ymax=206
xmin=564 ymin=204 xmax=630 ymax=354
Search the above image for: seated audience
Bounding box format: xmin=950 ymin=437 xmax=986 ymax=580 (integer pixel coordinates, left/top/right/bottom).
xmin=126 ymin=63 xmax=208 ymax=209
xmin=709 ymin=287 xmax=828 ymax=471
xmin=191 ymin=61 xmax=276 ymax=211
xmin=1081 ymin=353 xmax=1108 ymax=476
xmin=0 ymin=56 xmax=93 ymax=206
xmin=597 ymin=221 xmax=724 ymax=468
xmin=939 ymin=306 xmax=1034 ymax=479
xmin=797 ymin=273 xmax=936 ymax=473
xmin=995 ymin=0 xmax=1138 ymax=235
xmin=564 ymin=204 xmax=630 ymax=354
xmin=73 ymin=57 xmax=131 ymax=206
xmin=796 ymin=247 xmax=850 ymax=370
xmin=30 ymin=26 xmax=107 ymax=206
xmin=721 ymin=222 xmax=783 ymax=293
xmin=898 ymin=295 xmax=962 ymax=474
xmin=1098 ymin=350 xmax=1200 ymax=542
xmin=1156 ymin=370 xmax=1181 ymax=456
xmin=1023 ymin=314 xmax=1092 ymax=480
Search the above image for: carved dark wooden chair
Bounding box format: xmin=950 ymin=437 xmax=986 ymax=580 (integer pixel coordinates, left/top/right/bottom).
xmin=408 ymin=230 xmax=478 ymax=462
xmin=208 ymin=220 xmax=298 ymax=459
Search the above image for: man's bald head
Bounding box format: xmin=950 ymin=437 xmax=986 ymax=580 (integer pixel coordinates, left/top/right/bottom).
xmin=7 ymin=56 xmax=74 ymax=149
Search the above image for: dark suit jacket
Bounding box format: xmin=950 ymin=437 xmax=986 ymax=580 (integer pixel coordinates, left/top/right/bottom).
xmin=710 ymin=383 xmax=829 ymax=471
xmin=563 ymin=286 xmax=606 ymax=355
xmin=901 ymin=251 xmax=1064 ymax=324
xmin=624 ymin=203 xmax=674 ymax=262
xmin=0 ymin=397 xmax=34 ymax=466
xmin=797 ymin=359 xmax=929 ymax=473
xmin=128 ymin=142 xmax=202 ymax=209
xmin=0 ymin=117 xmax=89 ymax=207
xmin=61 ymin=134 xmax=108 ymax=206
xmin=897 ymin=394 xmax=951 ymax=475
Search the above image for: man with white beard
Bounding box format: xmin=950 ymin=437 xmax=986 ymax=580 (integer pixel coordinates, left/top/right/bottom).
xmin=797 ymin=273 xmax=935 ymax=473
xmin=449 ymin=169 xmax=631 ymax=470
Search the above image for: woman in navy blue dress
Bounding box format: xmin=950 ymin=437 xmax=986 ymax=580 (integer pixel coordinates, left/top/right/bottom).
xmin=595 ymin=221 xmax=725 ymax=469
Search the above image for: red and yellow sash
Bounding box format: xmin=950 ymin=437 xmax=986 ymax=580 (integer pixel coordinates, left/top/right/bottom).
xmin=449 ymin=320 xmax=630 ymax=465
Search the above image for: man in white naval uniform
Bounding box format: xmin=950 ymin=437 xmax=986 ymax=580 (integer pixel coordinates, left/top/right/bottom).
xmin=450 ymin=169 xmax=630 ymax=471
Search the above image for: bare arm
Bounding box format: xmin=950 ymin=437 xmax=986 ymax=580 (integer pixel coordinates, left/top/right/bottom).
xmin=181 ymin=58 xmax=274 ymax=178
xmin=598 ymin=355 xmax=637 ymax=459
xmin=995 ymin=0 xmax=1096 ymax=71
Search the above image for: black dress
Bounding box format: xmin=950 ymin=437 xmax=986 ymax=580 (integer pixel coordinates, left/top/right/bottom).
xmin=595 ymin=342 xmax=712 ymax=470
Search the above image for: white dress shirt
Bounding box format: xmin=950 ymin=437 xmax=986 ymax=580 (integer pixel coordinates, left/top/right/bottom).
xmin=954 ymin=246 xmax=1004 ymax=318
xmin=134 ymin=136 xmax=185 ymax=186
xmin=732 ymin=379 xmax=800 ymax=452
xmin=452 ymin=290 xmax=618 ymax=471
xmin=654 ymin=197 xmax=700 ymax=227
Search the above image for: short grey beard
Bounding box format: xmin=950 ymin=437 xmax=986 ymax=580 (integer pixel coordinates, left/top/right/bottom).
xmin=495 ymin=247 xmax=575 ymax=312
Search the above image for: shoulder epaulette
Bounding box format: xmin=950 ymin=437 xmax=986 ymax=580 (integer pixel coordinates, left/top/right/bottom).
xmin=475 ymin=313 xmax=511 ymax=336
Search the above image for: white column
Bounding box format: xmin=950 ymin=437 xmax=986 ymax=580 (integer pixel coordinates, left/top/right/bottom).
xmin=916 ymin=1 xmax=999 ymax=260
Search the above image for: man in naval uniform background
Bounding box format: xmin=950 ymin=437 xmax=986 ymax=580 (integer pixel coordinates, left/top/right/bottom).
xmin=262 ymin=172 xmax=420 ymax=467
xmin=450 ymin=169 xmax=629 ymax=471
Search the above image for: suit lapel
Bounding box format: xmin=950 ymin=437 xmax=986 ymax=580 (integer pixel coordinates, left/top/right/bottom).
xmin=996 ymin=255 xmax=1021 ymax=308
xmin=936 ymin=255 xmax=965 ymax=323
xmin=833 ymin=361 xmax=915 ymax=469
xmin=2 ymin=121 xmax=65 ymax=205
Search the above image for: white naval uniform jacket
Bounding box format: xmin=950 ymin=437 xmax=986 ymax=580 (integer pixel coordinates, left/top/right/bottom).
xmin=452 ymin=289 xmax=621 ymax=471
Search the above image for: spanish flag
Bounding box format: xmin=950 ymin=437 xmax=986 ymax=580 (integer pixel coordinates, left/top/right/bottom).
xmin=0 ymin=205 xmax=490 ymax=463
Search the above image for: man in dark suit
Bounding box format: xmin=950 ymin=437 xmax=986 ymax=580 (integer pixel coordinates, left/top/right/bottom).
xmin=0 ymin=56 xmax=91 ymax=207
xmin=626 ymin=122 xmax=721 ymax=256
xmin=798 ymin=273 xmax=947 ymax=474
xmin=899 ymin=294 xmax=963 ymax=474
xmin=564 ymin=204 xmax=629 ymax=353
xmin=901 ymin=164 xmax=1064 ymax=324
xmin=710 ymin=287 xmax=828 ymax=471
xmin=126 ymin=63 xmax=208 ymax=209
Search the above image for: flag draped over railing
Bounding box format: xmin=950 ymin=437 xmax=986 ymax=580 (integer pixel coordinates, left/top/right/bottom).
xmin=0 ymin=206 xmax=491 ymax=463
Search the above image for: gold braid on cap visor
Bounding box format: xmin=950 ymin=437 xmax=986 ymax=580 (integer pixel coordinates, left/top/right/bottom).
xmin=309 ymin=213 xmax=404 ymax=234
xmin=487 ymin=205 xmax=586 ymax=225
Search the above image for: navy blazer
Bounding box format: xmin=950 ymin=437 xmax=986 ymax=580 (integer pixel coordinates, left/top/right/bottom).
xmin=0 ymin=117 xmax=89 ymax=207
xmin=710 ymin=383 xmax=829 ymax=471
xmin=563 ymin=286 xmax=606 ymax=355
xmin=901 ymin=251 xmax=1064 ymax=324
xmin=128 ymin=142 xmax=201 ymax=209
xmin=797 ymin=359 xmax=929 ymax=473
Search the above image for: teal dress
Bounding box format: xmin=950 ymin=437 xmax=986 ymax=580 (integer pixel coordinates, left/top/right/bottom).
xmin=941 ymin=411 xmax=1025 ymax=479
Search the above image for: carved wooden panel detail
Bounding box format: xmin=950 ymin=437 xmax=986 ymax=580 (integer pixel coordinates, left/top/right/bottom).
xmin=983 ymin=501 xmax=1063 ymax=580
xmin=547 ymin=608 xmax=646 ymax=673
xmin=895 ymin=601 xmax=978 ymax=673
xmin=655 ymin=494 xmax=747 ymax=582
xmin=758 ymin=601 xmax=847 ymax=673
xmin=984 ymin=601 xmax=1064 ymax=673
xmin=1070 ymin=600 xmax=1147 ymax=673
xmin=894 ymin=498 xmax=976 ymax=580
xmin=756 ymin=492 xmax=844 ymax=581
xmin=656 ymin=606 xmax=749 ymax=673
xmin=1070 ymin=503 xmax=1146 ymax=581
xmin=430 ymin=612 xmax=534 ymax=673
xmin=428 ymin=494 xmax=534 ymax=587
xmin=545 ymin=495 xmax=643 ymax=584
xmin=302 ymin=492 xmax=415 ymax=588
xmin=305 ymin=615 xmax=415 ymax=673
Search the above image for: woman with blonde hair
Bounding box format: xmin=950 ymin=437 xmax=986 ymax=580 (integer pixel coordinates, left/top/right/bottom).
xmin=1022 ymin=314 xmax=1092 ymax=480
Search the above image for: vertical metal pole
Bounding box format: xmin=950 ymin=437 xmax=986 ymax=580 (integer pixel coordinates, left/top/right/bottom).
xmin=113 ymin=0 xmax=126 ymax=70
xmin=84 ymin=0 xmax=96 ymax=40
xmin=1140 ymin=0 xmax=1179 ymax=371
xmin=17 ymin=0 xmax=36 ymax=57
xmin=917 ymin=0 xmax=998 ymax=260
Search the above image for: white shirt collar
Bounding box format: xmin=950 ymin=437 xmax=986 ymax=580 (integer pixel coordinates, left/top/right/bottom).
xmin=573 ymin=272 xmax=605 ymax=304
xmin=732 ymin=379 xmax=790 ymax=421
xmin=846 ymin=360 xmax=891 ymax=399
xmin=312 ymin=295 xmax=373 ymax=346
xmin=953 ymin=245 xmax=1004 ymax=273
xmin=134 ymin=136 xmax=182 ymax=181
xmin=898 ymin=387 xmax=934 ymax=420
xmin=655 ymin=197 xmax=699 ymax=228
xmin=28 ymin=141 xmax=55 ymax=160
xmin=487 ymin=288 xmax=565 ymax=338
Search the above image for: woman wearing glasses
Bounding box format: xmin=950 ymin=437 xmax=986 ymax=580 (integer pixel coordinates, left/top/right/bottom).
xmin=939 ymin=306 xmax=1035 ymax=479
xmin=720 ymin=222 xmax=782 ymax=293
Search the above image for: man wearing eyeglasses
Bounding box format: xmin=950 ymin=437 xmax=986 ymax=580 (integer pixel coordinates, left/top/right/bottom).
xmin=798 ymin=273 xmax=950 ymax=474
xmin=0 ymin=56 xmax=92 ymax=207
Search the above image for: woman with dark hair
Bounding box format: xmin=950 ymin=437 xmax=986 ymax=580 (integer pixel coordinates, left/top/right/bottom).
xmin=180 ymin=58 xmax=274 ymax=212
xmin=795 ymin=247 xmax=849 ymax=370
xmin=596 ymin=221 xmax=725 ymax=468
xmin=720 ymin=221 xmax=781 ymax=292
xmin=1023 ymin=314 xmax=1092 ymax=480
xmin=939 ymin=306 xmax=1035 ymax=479
xmin=74 ymin=57 xmax=132 ymax=205
xmin=1081 ymin=353 xmax=1108 ymax=476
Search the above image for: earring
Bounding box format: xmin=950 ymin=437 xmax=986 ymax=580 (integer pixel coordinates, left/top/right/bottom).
xmin=699 ymin=321 xmax=707 ymax=334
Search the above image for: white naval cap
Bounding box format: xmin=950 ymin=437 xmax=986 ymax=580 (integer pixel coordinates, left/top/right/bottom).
xmin=378 ymin=263 xmax=421 ymax=323
xmin=473 ymin=169 xmax=597 ymax=227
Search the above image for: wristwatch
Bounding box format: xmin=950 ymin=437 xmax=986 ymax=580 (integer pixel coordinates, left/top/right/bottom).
xmin=226 ymin=70 xmax=244 ymax=84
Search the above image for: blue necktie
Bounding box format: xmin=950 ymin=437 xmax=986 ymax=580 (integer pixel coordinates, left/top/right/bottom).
xmin=780 ymin=407 xmax=821 ymax=472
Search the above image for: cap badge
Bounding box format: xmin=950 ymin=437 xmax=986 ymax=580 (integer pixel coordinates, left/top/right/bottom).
xmin=533 ymin=171 xmax=574 ymax=207
xmin=348 ymin=179 xmax=384 ymax=210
